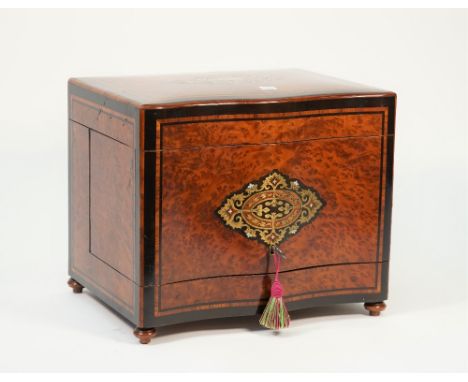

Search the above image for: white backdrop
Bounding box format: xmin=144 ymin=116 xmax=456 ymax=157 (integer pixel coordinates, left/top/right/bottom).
xmin=0 ymin=9 xmax=466 ymax=371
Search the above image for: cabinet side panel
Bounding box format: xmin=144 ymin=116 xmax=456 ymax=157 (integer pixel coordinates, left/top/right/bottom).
xmin=69 ymin=121 xmax=136 ymax=323
xmin=69 ymin=94 xmax=135 ymax=147
xmin=90 ymin=131 xmax=135 ymax=281
xmin=69 ymin=122 xmax=90 ymax=268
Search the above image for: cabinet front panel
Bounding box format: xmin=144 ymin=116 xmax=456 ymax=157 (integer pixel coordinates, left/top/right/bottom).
xmin=157 ymin=133 xmax=387 ymax=284
xmin=156 ymin=262 xmax=382 ymax=316
xmin=160 ymin=108 xmax=385 ymax=150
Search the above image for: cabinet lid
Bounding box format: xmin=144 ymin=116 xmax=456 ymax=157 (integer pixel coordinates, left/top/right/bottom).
xmin=69 ymin=69 xmax=394 ymax=108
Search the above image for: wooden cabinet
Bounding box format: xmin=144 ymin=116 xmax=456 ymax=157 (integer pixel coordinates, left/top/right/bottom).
xmin=68 ymin=69 xmax=395 ymax=343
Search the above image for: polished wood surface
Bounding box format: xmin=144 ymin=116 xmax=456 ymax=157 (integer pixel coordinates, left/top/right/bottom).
xmin=69 ymin=69 xmax=393 ymax=107
xmin=90 ymin=130 xmax=135 ymax=281
xmin=69 ymin=121 xmax=136 ymax=321
xmin=158 ymin=131 xmax=386 ymax=284
xmin=157 ymin=263 xmax=381 ymax=315
xmin=159 ymin=108 xmax=384 ymax=150
xmin=70 ymin=95 xmax=135 ymax=146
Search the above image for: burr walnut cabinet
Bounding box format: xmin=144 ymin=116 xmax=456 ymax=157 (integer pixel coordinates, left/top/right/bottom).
xmin=67 ymin=69 xmax=396 ymax=343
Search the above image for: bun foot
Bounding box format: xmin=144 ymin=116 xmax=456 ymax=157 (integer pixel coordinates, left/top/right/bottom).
xmin=133 ymin=327 xmax=156 ymax=344
xmin=68 ymin=278 xmax=84 ymax=293
xmin=364 ymin=302 xmax=386 ymax=316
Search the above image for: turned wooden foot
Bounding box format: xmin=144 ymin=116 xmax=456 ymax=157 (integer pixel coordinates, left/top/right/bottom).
xmin=133 ymin=327 xmax=156 ymax=344
xmin=68 ymin=278 xmax=84 ymax=293
xmin=364 ymin=302 xmax=386 ymax=316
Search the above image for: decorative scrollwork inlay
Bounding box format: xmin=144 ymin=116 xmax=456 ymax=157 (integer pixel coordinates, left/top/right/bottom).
xmin=216 ymin=170 xmax=325 ymax=246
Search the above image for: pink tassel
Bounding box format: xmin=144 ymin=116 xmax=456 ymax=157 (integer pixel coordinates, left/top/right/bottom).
xmin=259 ymin=247 xmax=290 ymax=330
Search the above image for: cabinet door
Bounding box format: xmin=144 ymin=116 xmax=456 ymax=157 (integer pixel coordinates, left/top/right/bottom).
xmin=159 ymin=134 xmax=386 ymax=284
xmin=148 ymin=106 xmax=393 ymax=320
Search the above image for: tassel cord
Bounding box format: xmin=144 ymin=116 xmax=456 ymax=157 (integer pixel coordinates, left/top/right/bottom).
xmin=270 ymin=246 xmax=283 ymax=298
xmin=259 ymin=245 xmax=290 ymax=329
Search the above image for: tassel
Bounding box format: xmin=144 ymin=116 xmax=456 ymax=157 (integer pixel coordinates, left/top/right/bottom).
xmin=259 ymin=246 xmax=290 ymax=330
